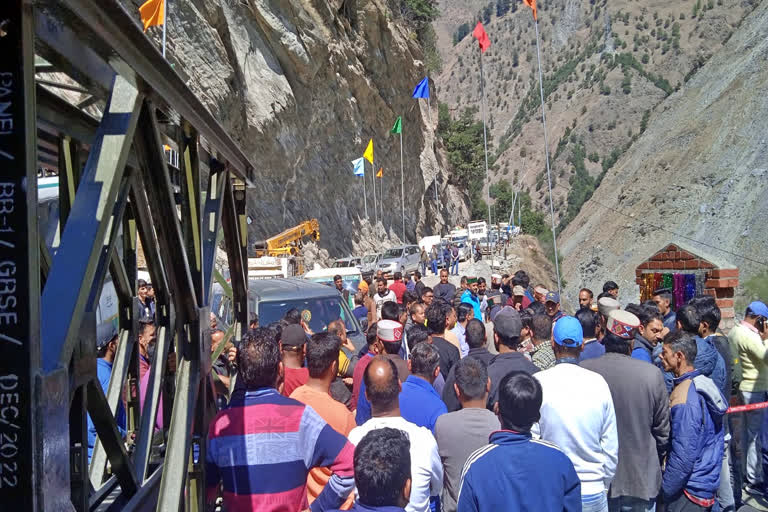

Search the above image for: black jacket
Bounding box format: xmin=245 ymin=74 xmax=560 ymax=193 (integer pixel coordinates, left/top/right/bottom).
xmin=431 ymin=336 xmax=460 ymax=379
xmin=486 ymin=351 xmax=539 ymax=410
xmin=711 ymin=334 xmax=736 ymax=400
xmin=442 ymin=348 xmax=496 ymax=412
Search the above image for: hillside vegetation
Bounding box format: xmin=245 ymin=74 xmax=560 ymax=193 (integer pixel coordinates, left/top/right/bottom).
xmin=433 ymin=0 xmax=758 ymax=234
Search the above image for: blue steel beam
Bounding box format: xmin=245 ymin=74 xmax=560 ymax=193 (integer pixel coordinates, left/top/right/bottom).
xmin=40 ymin=75 xmax=143 ymax=373
xmin=133 ymin=104 xmax=198 ymax=325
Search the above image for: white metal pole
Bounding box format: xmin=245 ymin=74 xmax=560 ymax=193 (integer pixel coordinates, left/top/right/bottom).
xmin=372 ymin=156 xmax=378 ymax=229
xmin=479 ymin=49 xmax=492 ymax=256
xmin=400 ymin=129 xmax=405 ymax=242
xmin=162 ymin=0 xmax=167 ymax=58
xmin=362 ymin=164 xmax=368 ymax=220
xmin=534 ymin=20 xmax=562 ymax=293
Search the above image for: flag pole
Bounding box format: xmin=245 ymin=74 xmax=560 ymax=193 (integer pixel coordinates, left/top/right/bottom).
xmin=534 ymin=19 xmax=562 ymax=293
xmin=363 ymin=164 xmax=368 ymax=220
xmin=400 ymin=127 xmax=405 ymax=242
xmin=372 ymin=156 xmax=378 ymax=229
xmin=479 ymin=46 xmax=492 ymax=258
xmin=162 ymin=0 xmax=167 ymax=58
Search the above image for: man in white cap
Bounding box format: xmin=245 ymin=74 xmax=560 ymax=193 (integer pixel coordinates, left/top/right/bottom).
xmin=355 ymin=319 xmax=410 ymax=425
xmin=597 ymin=296 xmax=620 ymax=342
xmin=533 ymin=316 xmax=618 ymax=512
xmin=581 ymin=310 xmax=670 ymax=512
xmin=349 ymin=356 xmax=443 ymax=512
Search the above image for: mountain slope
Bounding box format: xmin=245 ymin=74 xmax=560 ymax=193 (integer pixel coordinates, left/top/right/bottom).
xmin=559 ymin=0 xmax=768 ymax=303
xmin=122 ymin=0 xmax=469 ymax=255
xmin=433 ymin=0 xmax=756 ymax=230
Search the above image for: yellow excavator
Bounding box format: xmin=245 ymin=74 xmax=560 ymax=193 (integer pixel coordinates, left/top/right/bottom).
xmin=252 ymin=219 xmax=320 ymax=276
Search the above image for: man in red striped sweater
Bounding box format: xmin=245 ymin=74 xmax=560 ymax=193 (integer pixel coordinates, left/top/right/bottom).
xmin=206 ymin=329 xmax=355 ymax=511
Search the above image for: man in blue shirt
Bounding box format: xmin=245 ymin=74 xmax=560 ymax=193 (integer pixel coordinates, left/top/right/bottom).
xmin=399 ymin=343 xmax=447 ymax=433
xmin=461 ymin=277 xmax=482 ymax=321
xmin=88 ymin=324 xmax=126 ymax=461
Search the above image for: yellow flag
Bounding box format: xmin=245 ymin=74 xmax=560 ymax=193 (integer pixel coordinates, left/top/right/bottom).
xmin=376 ymin=168 xmax=383 ymax=178
xmin=363 ymin=139 xmax=374 ymax=165
xmin=139 ymin=0 xmax=165 ymax=32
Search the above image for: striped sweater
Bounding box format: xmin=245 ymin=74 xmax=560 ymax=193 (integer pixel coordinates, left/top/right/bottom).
xmin=206 ymin=388 xmax=355 ymax=511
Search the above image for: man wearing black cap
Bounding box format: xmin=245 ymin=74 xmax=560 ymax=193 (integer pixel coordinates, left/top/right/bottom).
xmin=545 ymin=292 xmax=564 ymax=323
xmin=653 ymin=287 xmax=677 ymax=334
xmin=280 ymin=324 xmax=309 ymax=397
xmin=87 ymin=324 xmax=126 ymax=461
xmin=486 ymin=308 xmax=539 ymax=410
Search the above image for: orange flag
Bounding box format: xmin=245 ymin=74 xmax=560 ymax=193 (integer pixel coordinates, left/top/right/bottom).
xmin=524 ymin=0 xmax=538 ymax=20
xmin=472 ymin=22 xmax=491 ymax=53
xmin=376 ymin=168 xmax=383 ymax=178
xmin=139 ymin=0 xmax=165 ymax=32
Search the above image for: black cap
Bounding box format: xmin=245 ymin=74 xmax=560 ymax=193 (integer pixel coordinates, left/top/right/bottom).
xmin=97 ymin=323 xmax=118 ymax=349
xmin=653 ymin=287 xmax=672 ymax=296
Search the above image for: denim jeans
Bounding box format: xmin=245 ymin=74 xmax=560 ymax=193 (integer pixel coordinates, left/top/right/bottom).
xmin=430 ymin=260 xmax=438 ymax=275
xmin=714 ymin=425 xmax=735 ymax=512
xmin=608 ymin=496 xmax=655 ymax=512
xmin=450 ymin=259 xmax=459 ymax=275
xmin=740 ymin=390 xmax=768 ymax=487
xmin=583 ymin=491 xmax=609 ymax=512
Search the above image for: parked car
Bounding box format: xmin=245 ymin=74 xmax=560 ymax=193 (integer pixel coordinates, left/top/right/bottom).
xmin=211 ymin=278 xmax=366 ymax=351
xmin=332 ymin=257 xmax=362 ymax=269
xmin=303 ymin=267 xmax=362 ymax=293
xmin=360 ymin=253 xmax=381 ymax=279
xmin=378 ymin=245 xmax=421 ymax=275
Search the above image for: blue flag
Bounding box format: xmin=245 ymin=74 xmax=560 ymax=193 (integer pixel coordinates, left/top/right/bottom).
xmin=352 ymin=157 xmax=365 ymax=177
xmin=412 ymin=77 xmax=430 ymax=99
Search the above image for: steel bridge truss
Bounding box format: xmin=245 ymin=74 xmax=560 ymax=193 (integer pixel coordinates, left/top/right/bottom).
xmin=0 ymin=0 xmax=254 ymax=510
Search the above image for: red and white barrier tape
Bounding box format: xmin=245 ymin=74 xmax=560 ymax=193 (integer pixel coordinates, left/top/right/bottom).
xmin=727 ymin=401 xmax=768 ymax=414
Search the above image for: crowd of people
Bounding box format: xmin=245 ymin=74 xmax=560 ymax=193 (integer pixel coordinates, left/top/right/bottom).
xmin=200 ymin=268 xmax=768 ymax=511
xmin=90 ymin=268 xmax=768 ymax=512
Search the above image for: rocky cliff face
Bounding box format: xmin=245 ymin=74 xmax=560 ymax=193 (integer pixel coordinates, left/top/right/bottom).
xmin=128 ymin=0 xmax=469 ymax=256
xmin=433 ymin=0 xmax=756 ymax=229
xmin=559 ymin=0 xmax=768 ymax=304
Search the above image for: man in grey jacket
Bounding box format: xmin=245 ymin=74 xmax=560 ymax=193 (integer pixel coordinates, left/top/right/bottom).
xmin=581 ymin=310 xmax=670 ymax=512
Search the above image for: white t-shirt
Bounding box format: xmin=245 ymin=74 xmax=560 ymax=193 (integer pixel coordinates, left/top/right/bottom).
xmin=532 ymin=362 xmax=618 ymax=495
xmin=349 ymin=416 xmax=443 ymax=512
xmin=373 ymin=290 xmax=397 ymax=319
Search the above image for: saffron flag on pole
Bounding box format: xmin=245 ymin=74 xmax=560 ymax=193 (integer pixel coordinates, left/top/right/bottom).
xmin=391 ymin=116 xmax=402 ymax=135
xmin=352 ymin=157 xmax=365 ymax=177
xmin=139 ymin=0 xmax=165 ymax=32
xmin=472 ymin=22 xmax=491 ymax=53
xmin=523 ymin=0 xmax=538 ymax=20
xmin=376 ymin=168 xmax=383 ymax=178
xmin=412 ymin=78 xmax=430 ymax=99
xmin=363 ymin=139 xmax=374 ymax=165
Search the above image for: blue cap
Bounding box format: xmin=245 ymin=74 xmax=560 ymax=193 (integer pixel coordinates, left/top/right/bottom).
xmin=749 ymin=301 xmax=768 ymax=318
xmin=553 ymin=316 xmax=583 ymax=348
xmin=545 ymin=291 xmax=560 ymax=304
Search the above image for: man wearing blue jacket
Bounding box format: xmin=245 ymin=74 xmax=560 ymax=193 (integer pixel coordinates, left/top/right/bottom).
xmin=457 ymin=371 xmax=581 ymax=511
xmin=460 ymin=278 xmax=482 ymax=321
xmin=661 ymin=305 xmax=727 ymax=396
xmin=660 ymin=330 xmax=727 ymax=511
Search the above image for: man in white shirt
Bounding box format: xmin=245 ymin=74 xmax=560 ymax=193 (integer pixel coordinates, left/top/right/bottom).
xmin=348 ymin=356 xmax=443 ymax=512
xmin=373 ymin=277 xmax=397 ymax=320
xmin=533 ymin=316 xmax=618 ymax=512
